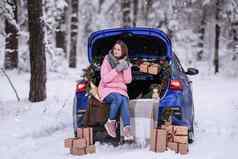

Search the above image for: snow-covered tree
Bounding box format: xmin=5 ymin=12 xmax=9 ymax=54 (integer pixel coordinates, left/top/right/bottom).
xmin=17 ymin=0 xmax=30 ymax=72
xmin=4 ymin=0 xmax=18 ymax=70
xmin=132 ymin=0 xmax=138 ymax=26
xmin=44 ymin=0 xmax=68 ymax=71
xmin=55 ymin=0 xmax=68 ymax=54
xmin=219 ymin=0 xmax=238 ymax=76
xmin=121 ymin=0 xmax=132 ymax=27
xmin=77 ymin=0 xmax=121 ymax=64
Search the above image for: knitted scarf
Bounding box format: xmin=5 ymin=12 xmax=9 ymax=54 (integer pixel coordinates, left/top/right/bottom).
xmin=107 ymin=50 xmax=119 ymax=69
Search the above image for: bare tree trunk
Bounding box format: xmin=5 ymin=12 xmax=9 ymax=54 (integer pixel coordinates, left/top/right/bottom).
xmin=56 ymin=26 xmax=66 ymax=52
xmin=65 ymin=0 xmax=71 ymax=59
xmin=164 ymin=12 xmax=173 ymax=39
xmin=214 ymin=24 xmax=220 ymax=73
xmin=231 ymin=22 xmax=238 ymax=42
xmin=98 ymin=0 xmax=105 ymax=13
xmin=69 ymin=0 xmax=79 ymax=68
xmin=132 ymin=0 xmax=138 ymax=27
xmin=231 ymin=22 xmax=238 ymax=59
xmin=56 ymin=4 xmax=67 ymax=55
xmin=197 ymin=10 xmax=206 ymax=61
xmin=121 ymin=0 xmax=131 ymax=27
xmin=4 ymin=0 xmax=18 ymax=70
xmin=214 ymin=0 xmax=220 ymax=74
xmin=144 ymin=0 xmax=152 ymax=26
xmin=27 ymin=0 xmax=47 ymax=102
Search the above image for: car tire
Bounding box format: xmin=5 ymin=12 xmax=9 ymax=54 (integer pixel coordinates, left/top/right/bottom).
xmin=188 ymin=129 xmax=194 ymax=144
xmin=188 ymin=110 xmax=195 ymax=144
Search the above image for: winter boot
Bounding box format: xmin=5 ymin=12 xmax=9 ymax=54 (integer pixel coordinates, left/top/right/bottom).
xmin=123 ymin=125 xmax=134 ymax=141
xmin=104 ymin=119 xmax=117 ymax=138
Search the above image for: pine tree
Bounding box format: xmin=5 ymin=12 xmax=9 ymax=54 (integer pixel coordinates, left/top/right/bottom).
xmin=28 ymin=0 xmax=47 ymax=102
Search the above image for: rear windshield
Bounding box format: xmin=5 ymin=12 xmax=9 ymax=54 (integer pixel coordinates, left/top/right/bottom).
xmin=92 ymin=34 xmax=168 ymax=64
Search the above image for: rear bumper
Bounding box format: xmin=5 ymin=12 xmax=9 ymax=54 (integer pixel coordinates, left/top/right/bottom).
xmin=74 ymin=90 xmax=193 ymax=130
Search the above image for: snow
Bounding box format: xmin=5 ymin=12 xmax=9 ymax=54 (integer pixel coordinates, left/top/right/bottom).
xmin=1 ymin=67 xmax=238 ymax=159
xmin=202 ymin=0 xmax=212 ymax=6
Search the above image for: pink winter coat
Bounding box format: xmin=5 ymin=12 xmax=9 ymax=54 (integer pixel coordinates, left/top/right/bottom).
xmin=98 ymin=55 xmax=132 ymax=101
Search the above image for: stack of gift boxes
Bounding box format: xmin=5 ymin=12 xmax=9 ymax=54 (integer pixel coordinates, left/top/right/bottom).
xmin=139 ymin=62 xmax=160 ymax=75
xmin=150 ymin=123 xmax=189 ymax=155
xmin=64 ymin=127 xmax=96 ymax=156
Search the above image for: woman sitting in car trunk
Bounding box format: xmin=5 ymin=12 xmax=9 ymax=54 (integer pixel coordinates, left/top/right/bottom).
xmin=98 ymin=40 xmax=133 ymax=141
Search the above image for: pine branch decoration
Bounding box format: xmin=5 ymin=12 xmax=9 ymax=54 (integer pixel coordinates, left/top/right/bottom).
xmin=161 ymin=107 xmax=174 ymax=123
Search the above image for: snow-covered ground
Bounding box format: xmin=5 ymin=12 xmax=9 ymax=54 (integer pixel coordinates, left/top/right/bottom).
xmin=0 ymin=68 xmax=238 ymax=159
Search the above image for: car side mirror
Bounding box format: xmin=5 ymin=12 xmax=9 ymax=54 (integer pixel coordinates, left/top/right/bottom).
xmin=186 ymin=68 xmax=199 ymax=75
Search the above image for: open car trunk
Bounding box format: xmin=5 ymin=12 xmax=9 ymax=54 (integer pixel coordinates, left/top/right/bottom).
xmin=91 ymin=33 xmax=168 ymax=64
xmin=83 ymin=28 xmax=173 ymax=145
xmin=88 ymin=29 xmax=172 ymax=99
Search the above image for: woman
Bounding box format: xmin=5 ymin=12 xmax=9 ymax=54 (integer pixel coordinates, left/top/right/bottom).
xmin=98 ymin=40 xmax=133 ymax=141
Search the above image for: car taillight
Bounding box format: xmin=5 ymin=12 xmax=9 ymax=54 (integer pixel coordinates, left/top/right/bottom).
xmin=170 ymin=80 xmax=183 ymax=91
xmin=76 ymin=83 xmax=86 ymax=92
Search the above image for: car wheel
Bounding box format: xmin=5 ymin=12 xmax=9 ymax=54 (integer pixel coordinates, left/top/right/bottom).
xmin=188 ymin=129 xmax=194 ymax=144
xmin=188 ymin=111 xmax=195 ymax=144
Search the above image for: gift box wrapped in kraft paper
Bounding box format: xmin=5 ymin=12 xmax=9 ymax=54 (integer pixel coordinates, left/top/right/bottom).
xmin=120 ymin=99 xmax=159 ymax=147
xmin=64 ymin=127 xmax=96 ymax=156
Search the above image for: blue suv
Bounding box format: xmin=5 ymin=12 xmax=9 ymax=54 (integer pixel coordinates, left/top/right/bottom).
xmin=73 ymin=27 xmax=199 ymax=144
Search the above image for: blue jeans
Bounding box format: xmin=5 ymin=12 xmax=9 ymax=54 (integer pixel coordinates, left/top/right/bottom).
xmin=103 ymin=93 xmax=130 ymax=127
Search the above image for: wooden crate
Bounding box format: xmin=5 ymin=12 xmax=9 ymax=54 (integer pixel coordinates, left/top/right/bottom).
xmin=178 ymin=143 xmax=188 ymax=155
xmin=139 ymin=62 xmax=150 ymax=73
xmin=150 ymin=124 xmax=189 ymax=155
xmin=167 ymin=142 xmax=178 ymax=153
xmin=64 ymin=138 xmax=74 ymax=148
xmin=150 ymin=128 xmax=157 ymax=152
xmin=161 ymin=124 xmax=174 ymax=135
xmin=76 ymin=127 xmax=93 ymax=145
xmin=148 ymin=64 xmax=160 ymax=75
xmin=83 ymin=128 xmax=93 ymax=145
xmin=86 ymin=145 xmax=96 ymax=154
xmin=65 ymin=127 xmax=96 ymax=156
xmin=150 ymin=128 xmax=167 ymax=152
xmin=77 ymin=128 xmax=83 ymax=138
xmin=161 ymin=124 xmax=174 ymax=142
xmin=156 ymin=129 xmax=167 ymax=152
xmin=174 ymin=136 xmax=188 ymax=144
xmin=73 ymin=138 xmax=87 ymax=149
xmin=173 ymin=126 xmax=188 ymax=136
xmin=70 ymin=147 xmax=86 ymax=156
